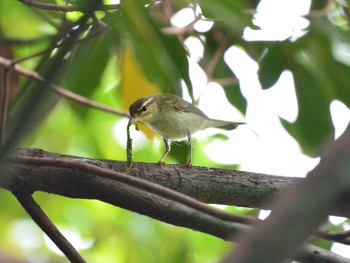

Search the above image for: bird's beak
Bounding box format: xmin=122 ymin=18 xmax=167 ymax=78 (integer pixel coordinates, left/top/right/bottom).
xmin=129 ymin=116 xmax=138 ymax=125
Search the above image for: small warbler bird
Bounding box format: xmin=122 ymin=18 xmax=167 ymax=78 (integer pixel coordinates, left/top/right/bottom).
xmin=129 ymin=94 xmax=244 ymax=167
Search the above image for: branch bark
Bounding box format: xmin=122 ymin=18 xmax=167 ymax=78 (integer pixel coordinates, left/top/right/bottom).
xmin=2 ymin=148 xmax=350 ymax=217
xmin=13 ymin=189 xmax=86 ymax=263
xmin=223 ymin=124 xmax=350 ymax=263
xmin=1 ymin=148 xmax=349 ymax=263
xmin=2 ymin=148 xmax=298 ymax=208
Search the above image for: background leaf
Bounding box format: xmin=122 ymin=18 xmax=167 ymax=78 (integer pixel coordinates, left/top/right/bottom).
xmin=120 ymin=0 xmax=192 ymax=98
xmin=255 ymin=18 xmax=350 ymax=155
xmin=62 ymin=30 xmax=110 ymax=116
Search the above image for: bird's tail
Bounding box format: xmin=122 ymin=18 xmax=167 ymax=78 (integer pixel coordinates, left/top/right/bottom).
xmin=207 ymin=119 xmax=245 ymax=130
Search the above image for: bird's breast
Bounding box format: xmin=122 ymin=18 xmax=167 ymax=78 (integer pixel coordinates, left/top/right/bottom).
xmin=147 ymin=111 xmax=208 ymax=140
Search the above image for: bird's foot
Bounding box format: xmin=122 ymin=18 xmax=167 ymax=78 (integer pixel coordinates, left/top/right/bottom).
xmin=157 ymin=161 xmax=166 ymax=166
xmin=186 ymin=160 xmax=193 ymax=168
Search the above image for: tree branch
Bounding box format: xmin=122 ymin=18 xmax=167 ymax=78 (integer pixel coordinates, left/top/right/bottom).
xmin=0 ymin=68 xmax=9 ymax=145
xmin=12 ymin=154 xmax=259 ymax=225
xmin=316 ymin=229 xmax=350 ymax=245
xmin=12 ymin=189 xmax=86 ymax=263
xmin=12 ymin=26 xmax=105 ymax=65
xmin=18 ymin=0 xmax=120 ymax=12
xmin=2 ymin=148 xmax=349 ymax=263
xmin=0 ymin=56 xmax=129 ymax=118
xmin=223 ymin=124 xmax=350 ymax=263
xmin=3 ymin=148 xmax=350 ymax=217
xmin=2 ymin=148 xmax=298 ymax=208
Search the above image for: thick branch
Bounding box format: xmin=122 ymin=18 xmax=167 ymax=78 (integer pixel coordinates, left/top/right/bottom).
xmin=3 ymin=148 xmax=297 ymax=208
xmin=12 ymin=155 xmax=258 ymax=225
xmin=3 ymin=148 xmax=350 ymax=217
xmin=224 ymin=124 xmax=350 ymax=263
xmin=1 ymin=148 xmax=348 ymax=263
xmin=2 ymin=149 xmax=251 ymax=242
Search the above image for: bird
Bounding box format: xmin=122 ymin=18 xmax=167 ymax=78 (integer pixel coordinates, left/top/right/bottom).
xmin=129 ymin=94 xmax=244 ymax=167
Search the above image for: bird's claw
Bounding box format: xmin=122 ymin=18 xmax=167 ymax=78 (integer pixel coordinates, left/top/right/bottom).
xmin=186 ymin=161 xmax=193 ymax=168
xmin=157 ymin=161 xmax=166 ymax=166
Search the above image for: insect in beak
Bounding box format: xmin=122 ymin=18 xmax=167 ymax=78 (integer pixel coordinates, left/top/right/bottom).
xmin=129 ymin=116 xmax=138 ymax=125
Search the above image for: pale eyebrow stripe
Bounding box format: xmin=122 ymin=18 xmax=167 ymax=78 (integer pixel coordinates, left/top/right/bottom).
xmin=138 ymin=98 xmax=153 ymax=111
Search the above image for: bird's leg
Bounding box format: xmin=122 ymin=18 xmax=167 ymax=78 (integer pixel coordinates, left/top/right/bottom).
xmin=158 ymin=138 xmax=171 ymax=165
xmin=186 ymin=135 xmax=193 ymax=167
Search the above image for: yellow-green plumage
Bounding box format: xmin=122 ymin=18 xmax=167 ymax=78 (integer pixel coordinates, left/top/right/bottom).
xmin=129 ymin=94 xmax=244 ymax=166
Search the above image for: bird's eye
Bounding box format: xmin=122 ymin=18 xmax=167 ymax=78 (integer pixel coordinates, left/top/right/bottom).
xmin=137 ymin=105 xmax=148 ymax=115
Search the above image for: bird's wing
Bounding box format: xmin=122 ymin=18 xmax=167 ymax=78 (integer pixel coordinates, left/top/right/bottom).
xmin=172 ymin=97 xmax=208 ymax=118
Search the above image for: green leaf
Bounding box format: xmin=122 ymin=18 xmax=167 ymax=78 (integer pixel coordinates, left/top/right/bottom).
xmin=254 ymin=18 xmax=350 ymax=155
xmin=286 ymin=21 xmax=350 ymax=155
xmin=310 ymin=0 xmax=333 ymax=11
xmin=223 ymin=84 xmax=247 ymax=115
xmin=120 ymin=0 xmax=192 ymax=98
xmin=202 ymin=31 xmax=247 ymax=114
xmin=196 ymin=0 xmax=252 ymax=32
xmin=281 ymin=64 xmax=334 ymax=156
xmin=258 ymin=42 xmax=291 ymax=89
xmin=61 ymin=30 xmax=110 ymax=116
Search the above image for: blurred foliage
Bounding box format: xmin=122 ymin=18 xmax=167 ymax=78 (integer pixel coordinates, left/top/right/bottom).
xmin=255 ymin=19 xmax=350 ymax=155
xmin=0 ymin=0 xmax=350 ymax=262
xmin=120 ymin=0 xmax=192 ymax=98
xmin=120 ymin=45 xmax=161 ymax=138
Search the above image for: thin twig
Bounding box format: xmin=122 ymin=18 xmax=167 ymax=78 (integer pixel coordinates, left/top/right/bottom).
xmin=19 ymin=0 xmax=120 ymax=12
xmin=205 ymin=33 xmax=229 ymax=82
xmin=51 ymin=84 xmax=129 ymax=117
xmin=213 ymin=77 xmax=238 ymax=87
xmin=13 ymin=155 xmax=260 ymax=225
xmin=0 ymin=68 xmax=9 ymax=145
xmin=161 ymin=16 xmax=201 ymax=35
xmin=0 ymin=56 xmax=129 ymax=118
xmin=161 ymin=1 xmax=185 ymax=46
xmin=12 ymin=23 xmax=105 ymax=65
xmin=13 ymin=189 xmax=86 ymax=263
xmin=317 ymin=229 xmax=350 ymax=245
xmin=0 ymin=35 xmax=50 ymax=45
xmin=306 ymin=0 xmax=336 ymax=18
